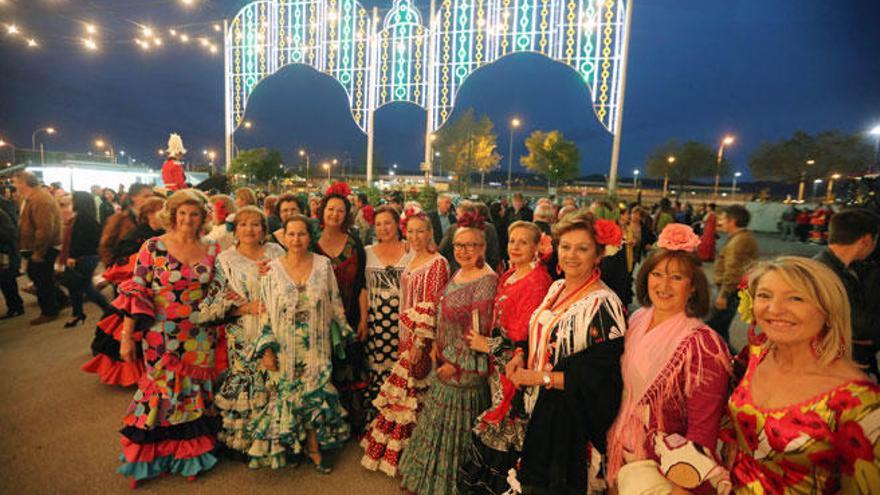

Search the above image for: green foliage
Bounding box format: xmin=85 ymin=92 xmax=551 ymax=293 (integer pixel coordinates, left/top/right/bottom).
xmin=360 ymin=186 xmax=383 ymax=207
xmin=748 ymin=130 xmax=873 ymax=182
xmin=520 ymin=130 xmax=581 ymax=185
xmin=416 ymin=186 xmax=438 ymax=211
xmin=434 ymin=108 xmax=502 ymax=192
xmin=645 ymin=140 xmax=728 ymax=186
xmin=229 ymin=148 xmax=285 ymax=183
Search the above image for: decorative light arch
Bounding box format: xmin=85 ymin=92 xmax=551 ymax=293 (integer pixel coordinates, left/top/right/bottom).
xmin=224 ymin=0 xmax=630 ymax=186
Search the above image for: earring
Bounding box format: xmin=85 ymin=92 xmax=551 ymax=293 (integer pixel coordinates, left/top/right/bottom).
xmin=556 ymin=263 xmax=562 ymax=275
xmin=476 ymin=255 xmax=485 ymax=268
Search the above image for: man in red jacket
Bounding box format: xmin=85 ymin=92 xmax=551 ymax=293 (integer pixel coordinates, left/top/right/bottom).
xmin=161 ymin=133 xmax=188 ymax=191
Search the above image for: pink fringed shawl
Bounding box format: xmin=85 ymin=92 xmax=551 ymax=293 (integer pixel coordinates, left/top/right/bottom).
xmin=607 ymin=307 xmax=729 ymax=482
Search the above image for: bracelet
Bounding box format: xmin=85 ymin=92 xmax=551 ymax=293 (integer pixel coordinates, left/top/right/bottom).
xmin=542 ymin=371 xmax=553 ymax=389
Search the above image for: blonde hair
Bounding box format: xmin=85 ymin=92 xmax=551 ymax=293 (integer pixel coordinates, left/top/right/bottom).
xmin=748 ymin=256 xmax=852 ymax=366
xmin=234 ymin=187 xmax=257 ymax=207
xmin=158 ymin=189 xmax=213 ymax=235
xmin=508 ymin=220 xmax=541 ymax=244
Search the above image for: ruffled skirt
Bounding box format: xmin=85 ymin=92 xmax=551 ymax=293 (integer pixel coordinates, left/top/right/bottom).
xmin=214 ymin=361 xmax=268 ymax=455
xmin=360 ymin=347 xmax=431 ymax=476
xmin=247 ymin=367 xmax=350 ymax=469
xmin=82 ymin=312 xmax=145 ymax=387
xmin=398 ymin=376 xmax=489 ymax=495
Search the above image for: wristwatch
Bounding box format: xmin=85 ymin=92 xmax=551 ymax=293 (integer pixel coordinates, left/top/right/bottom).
xmin=542 ymin=372 xmax=552 ymax=388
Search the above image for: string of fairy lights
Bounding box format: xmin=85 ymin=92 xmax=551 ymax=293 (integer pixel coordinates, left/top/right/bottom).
xmin=0 ymin=0 xmax=224 ymax=55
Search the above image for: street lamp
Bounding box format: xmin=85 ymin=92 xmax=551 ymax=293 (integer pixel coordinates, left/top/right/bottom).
xmin=826 ymin=173 xmax=841 ymax=203
xmin=633 ymin=169 xmax=640 ymax=189
xmin=731 ymin=171 xmax=742 ymax=195
xmin=32 ymin=126 xmax=56 ymax=165
xmin=812 ymin=178 xmax=823 ymax=203
xmin=870 ymin=125 xmax=880 ymax=168
xmin=0 ymin=139 xmax=16 ymax=165
xmin=322 ymin=162 xmax=331 ymax=180
xmin=299 ymin=149 xmax=311 ymax=181
xmin=663 ymin=155 xmax=676 ymax=196
xmin=94 ymin=138 xmax=116 ymax=164
xmin=507 ymin=117 xmax=521 ymax=196
xmin=798 ymin=159 xmax=815 ymax=202
xmin=713 ymin=135 xmax=735 ymax=196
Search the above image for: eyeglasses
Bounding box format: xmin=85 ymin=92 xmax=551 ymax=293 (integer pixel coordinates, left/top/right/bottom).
xmin=453 ymin=242 xmax=483 ymax=251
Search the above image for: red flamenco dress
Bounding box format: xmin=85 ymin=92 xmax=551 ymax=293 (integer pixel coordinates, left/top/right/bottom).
xmin=82 ymin=224 xmax=163 ymax=386
xmin=116 ymin=238 xmax=222 ymax=485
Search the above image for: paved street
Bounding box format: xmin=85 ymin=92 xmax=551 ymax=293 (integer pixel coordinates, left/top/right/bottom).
xmin=0 ymin=232 xmax=820 ymax=494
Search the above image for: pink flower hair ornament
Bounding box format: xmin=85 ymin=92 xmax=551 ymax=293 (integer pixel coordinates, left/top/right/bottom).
xmin=400 ymin=206 xmax=427 ymax=237
xmin=657 ymin=224 xmax=701 ymax=253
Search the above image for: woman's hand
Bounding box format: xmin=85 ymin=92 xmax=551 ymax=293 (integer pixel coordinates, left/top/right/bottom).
xmin=357 ymin=318 xmax=369 ymax=342
xmin=510 ymin=369 xmax=543 ymax=388
xmin=261 ymin=349 xmax=278 ymax=371
xmin=436 ymin=362 xmax=456 ymax=381
xmin=233 ymin=300 xmax=264 ymax=316
xmin=65 ymin=258 xmax=76 ymax=268
xmin=409 ymin=341 xmax=423 ymax=365
xmin=464 ymin=329 xmax=489 ymax=353
xmin=120 ymin=337 xmax=136 ymax=363
xmin=505 ymin=352 xmax=525 ymax=379
xmin=256 ymin=259 xmax=271 ymax=275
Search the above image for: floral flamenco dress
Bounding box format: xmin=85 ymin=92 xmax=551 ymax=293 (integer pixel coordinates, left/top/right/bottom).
xmin=247 ymin=255 xmax=352 ymax=468
xmin=399 ymin=271 xmax=498 ymax=495
xmin=724 ymin=344 xmax=880 ymax=494
xmin=194 ymin=243 xmax=285 ymax=461
xmin=116 ymin=238 xmax=223 ymax=484
xmin=361 ymin=254 xmax=450 ymax=476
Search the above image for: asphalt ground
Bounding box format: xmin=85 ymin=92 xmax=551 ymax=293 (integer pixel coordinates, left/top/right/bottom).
xmin=0 ymin=232 xmax=821 ymax=495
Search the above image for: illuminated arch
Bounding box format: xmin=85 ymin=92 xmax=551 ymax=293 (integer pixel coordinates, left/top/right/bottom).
xmin=224 ymin=0 xmax=628 ymax=166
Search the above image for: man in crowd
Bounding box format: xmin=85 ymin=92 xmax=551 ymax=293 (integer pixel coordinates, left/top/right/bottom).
xmin=428 ymin=193 xmax=456 ymax=246
xmin=0 ymin=185 xmax=23 ymax=319
xmin=14 ymin=171 xmax=63 ymax=325
xmin=507 ymin=192 xmax=533 ymax=223
xmin=708 ymin=204 xmax=758 ymax=345
xmin=814 ymin=209 xmax=880 ymax=378
xmin=98 ymin=183 xmax=154 ymax=267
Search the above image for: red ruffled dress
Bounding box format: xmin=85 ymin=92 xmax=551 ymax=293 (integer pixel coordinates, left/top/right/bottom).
xmin=360 ymin=254 xmax=449 ymax=476
xmin=115 ymin=238 xmax=222 ymax=484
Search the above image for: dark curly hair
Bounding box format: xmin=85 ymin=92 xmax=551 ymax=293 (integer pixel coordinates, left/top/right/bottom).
xmin=318 ymin=193 xmax=353 ymax=232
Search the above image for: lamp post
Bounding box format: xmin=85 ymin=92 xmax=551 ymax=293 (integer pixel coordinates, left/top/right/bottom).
xmin=798 ymin=159 xmax=814 ymax=202
xmin=663 ymin=155 xmax=675 ymax=196
xmin=94 ymin=139 xmax=116 ymax=164
xmin=731 ymin=171 xmax=742 ymax=195
xmin=299 ymin=149 xmax=311 ymax=182
xmin=812 ymin=179 xmax=823 ymax=203
xmin=633 ymin=169 xmax=639 ymax=189
xmin=507 ymin=117 xmax=521 ymax=197
xmin=826 ymin=173 xmax=841 ymax=203
xmin=713 ymin=135 xmax=735 ymax=197
xmin=323 ymin=162 xmax=331 ymax=181
xmin=32 ymin=127 xmax=55 ymax=165
xmin=870 ymin=125 xmax=880 ymax=169
xmin=0 ymin=140 xmax=16 ymax=165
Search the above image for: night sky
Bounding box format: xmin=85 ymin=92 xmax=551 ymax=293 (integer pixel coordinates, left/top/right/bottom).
xmin=1 ymin=0 xmax=878 ymax=181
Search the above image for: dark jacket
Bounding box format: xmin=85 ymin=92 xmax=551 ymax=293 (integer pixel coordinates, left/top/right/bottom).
xmin=814 ymin=248 xmax=872 ymax=343
xmin=428 ymin=209 xmax=456 ymax=246
xmin=111 ymin=223 xmax=164 ymax=267
xmin=69 ymin=214 xmax=101 ymax=259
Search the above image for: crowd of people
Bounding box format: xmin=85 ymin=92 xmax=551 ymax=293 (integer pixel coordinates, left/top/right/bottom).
xmin=1 ymin=165 xmax=880 ymax=494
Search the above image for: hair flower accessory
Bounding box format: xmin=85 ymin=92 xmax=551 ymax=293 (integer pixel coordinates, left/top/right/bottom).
xmin=736 ymin=274 xmax=754 ymax=325
xmin=457 ymin=210 xmax=486 ymax=230
xmin=593 ymin=218 xmax=623 ymax=257
xmin=657 ymin=224 xmax=701 ymax=252
xmin=400 ymin=206 xmax=426 ymax=236
xmin=538 ymin=233 xmax=553 ymax=259
xmin=325 ymin=181 xmax=352 ymax=198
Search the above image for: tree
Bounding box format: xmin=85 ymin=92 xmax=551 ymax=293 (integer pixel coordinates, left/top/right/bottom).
xmin=521 ymin=130 xmax=580 ymax=186
xmin=645 ymin=140 xmax=728 ymax=187
xmin=229 ymin=148 xmax=285 ymax=183
xmin=434 ymin=108 xmax=501 ymax=192
xmin=749 ymin=130 xmax=873 ymax=182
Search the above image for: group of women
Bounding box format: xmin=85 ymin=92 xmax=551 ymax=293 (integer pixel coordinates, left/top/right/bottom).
xmin=83 ymin=183 xmax=879 ymax=494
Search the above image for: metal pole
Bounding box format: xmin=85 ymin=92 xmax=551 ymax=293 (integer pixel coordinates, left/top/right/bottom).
xmin=423 ymin=0 xmax=436 ymax=188
xmin=713 ymin=143 xmax=725 ymax=197
xmin=731 ymin=174 xmax=738 ymax=195
xmin=224 ymin=19 xmax=233 ymax=171
xmin=40 ymin=143 xmax=45 ymax=165
xmin=607 ymin=0 xmax=633 ymax=195
xmin=507 ymin=125 xmax=514 ymax=197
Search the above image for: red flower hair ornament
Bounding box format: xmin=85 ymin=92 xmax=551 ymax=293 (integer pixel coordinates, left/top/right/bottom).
xmin=400 ymin=206 xmax=427 ymax=237
xmin=325 ymin=181 xmax=352 ymax=198
xmin=457 ymin=210 xmax=486 ymax=230
xmin=593 ymin=218 xmax=622 ymax=257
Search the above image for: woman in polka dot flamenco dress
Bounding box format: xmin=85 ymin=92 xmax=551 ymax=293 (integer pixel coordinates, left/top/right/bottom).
xmin=116 ymin=190 xmax=225 ymax=488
